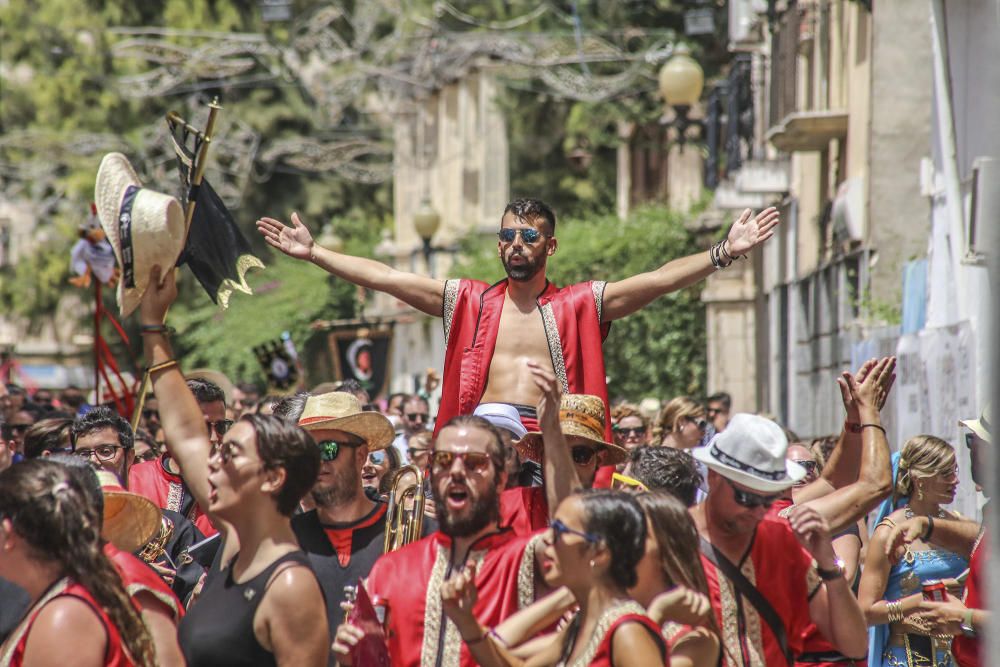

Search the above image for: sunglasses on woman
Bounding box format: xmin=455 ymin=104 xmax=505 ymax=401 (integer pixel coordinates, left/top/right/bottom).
xmin=318 ymin=440 xmax=363 ymax=462
xmin=614 ymin=426 xmax=646 ymax=438
xmin=431 ymin=450 xmax=492 ymax=473
xmin=570 ymin=445 xmax=599 ymax=465
xmin=366 ymin=451 xmax=387 ymax=466
xmin=497 ymin=228 xmax=545 ymax=244
xmin=550 ymin=519 xmax=599 ymax=544
xmin=726 ymin=478 xmax=780 ymax=509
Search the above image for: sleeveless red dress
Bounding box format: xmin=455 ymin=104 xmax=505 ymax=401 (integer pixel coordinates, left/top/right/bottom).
xmin=558 ymin=602 xmax=667 ymax=667
xmin=1 ymin=578 xmax=133 ymax=666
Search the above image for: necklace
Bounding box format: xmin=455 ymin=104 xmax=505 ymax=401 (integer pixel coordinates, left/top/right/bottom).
xmin=901 ymin=505 xmax=947 ymax=565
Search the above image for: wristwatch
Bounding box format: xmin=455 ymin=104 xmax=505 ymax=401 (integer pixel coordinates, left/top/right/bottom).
xmin=816 ymin=560 xmax=845 ymax=581
xmin=960 ymin=610 xmax=976 ymax=638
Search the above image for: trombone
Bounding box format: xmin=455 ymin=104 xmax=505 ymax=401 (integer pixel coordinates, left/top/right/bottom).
xmin=383 ymin=465 xmax=425 ymax=552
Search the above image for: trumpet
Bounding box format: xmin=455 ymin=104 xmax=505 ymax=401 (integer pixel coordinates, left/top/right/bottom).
xmin=383 ymin=465 xmax=425 ymax=552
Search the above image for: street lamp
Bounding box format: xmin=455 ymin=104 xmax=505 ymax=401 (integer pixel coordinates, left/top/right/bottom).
xmin=658 ymin=45 xmax=705 ymax=148
xmin=412 ymin=197 xmax=441 ymax=268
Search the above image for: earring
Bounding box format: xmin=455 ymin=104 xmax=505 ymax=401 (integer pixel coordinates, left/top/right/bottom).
xmin=917 ymin=486 xmax=924 ymax=501
xmin=589 ymin=560 xmax=595 ymax=569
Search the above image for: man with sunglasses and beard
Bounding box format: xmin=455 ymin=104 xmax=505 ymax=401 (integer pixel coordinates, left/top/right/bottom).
xmin=333 ymin=415 xmax=548 ymax=667
xmin=287 ymin=391 xmax=396 ymax=663
xmin=129 ymin=377 xmax=230 ymax=538
xmin=258 ymin=199 xmax=779 ymax=448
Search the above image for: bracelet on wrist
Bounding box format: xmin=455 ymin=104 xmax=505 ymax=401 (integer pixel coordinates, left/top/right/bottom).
xmin=487 ymin=629 xmax=510 ymax=649
xmin=923 ymin=515 xmax=935 ymax=541
xmin=845 ymin=421 xmax=862 ymax=434
xmin=148 ymin=359 xmax=179 ymax=374
xmin=140 ymin=324 xmax=175 ymax=336
xmin=861 ymin=423 xmax=886 ymax=435
xmin=710 ymin=240 xmax=734 ymax=270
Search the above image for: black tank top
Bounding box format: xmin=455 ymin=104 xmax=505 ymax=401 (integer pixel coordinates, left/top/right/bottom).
xmin=179 ymin=550 xmax=315 ymax=667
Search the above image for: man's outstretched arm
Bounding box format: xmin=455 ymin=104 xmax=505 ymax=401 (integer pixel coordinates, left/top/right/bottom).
xmin=257 ymin=213 xmax=446 ymax=316
xmin=601 ymin=207 xmax=779 ymax=322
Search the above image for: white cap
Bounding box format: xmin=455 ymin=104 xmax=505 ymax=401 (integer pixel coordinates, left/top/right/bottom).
xmin=473 ymin=403 xmax=527 ymax=440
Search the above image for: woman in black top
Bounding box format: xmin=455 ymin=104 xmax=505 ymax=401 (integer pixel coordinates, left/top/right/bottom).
xmin=139 ymin=266 xmax=329 ymax=667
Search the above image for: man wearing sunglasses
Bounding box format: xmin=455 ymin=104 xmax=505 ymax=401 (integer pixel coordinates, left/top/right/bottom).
xmin=690 ymin=413 xmax=870 ymax=667
xmin=289 ymin=391 xmax=397 ymax=655
xmin=339 ymin=414 xmax=544 ymax=667
xmin=392 ymin=394 xmax=431 ymax=462
xmin=129 ymin=377 xmax=230 ymax=539
xmin=258 ymin=199 xmax=779 ymax=442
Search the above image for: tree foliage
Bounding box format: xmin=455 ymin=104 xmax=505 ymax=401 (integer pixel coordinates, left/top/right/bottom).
xmin=452 ymin=203 xmax=706 ymax=402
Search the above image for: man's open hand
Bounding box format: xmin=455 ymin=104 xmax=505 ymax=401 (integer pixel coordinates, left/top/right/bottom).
xmin=726 ymin=207 xmax=780 ymax=257
xmin=256 ymin=212 xmax=316 ymax=260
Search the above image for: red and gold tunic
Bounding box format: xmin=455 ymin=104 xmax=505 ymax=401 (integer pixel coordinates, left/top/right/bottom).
xmin=560 ymin=602 xmax=666 ymax=666
xmin=701 ymin=517 xmax=821 ymax=667
xmin=438 ymin=279 xmax=612 ymax=441
xmin=365 ymin=527 xmax=544 ymax=667
xmin=0 ymin=578 xmax=133 ymax=667
xmin=104 ymin=542 xmax=183 ymax=621
xmin=128 ymin=455 xmax=216 ymax=537
xmin=953 ymin=530 xmax=985 ymax=667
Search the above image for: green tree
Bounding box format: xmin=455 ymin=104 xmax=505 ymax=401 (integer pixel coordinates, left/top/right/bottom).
xmin=451 ymin=203 xmax=706 ymax=401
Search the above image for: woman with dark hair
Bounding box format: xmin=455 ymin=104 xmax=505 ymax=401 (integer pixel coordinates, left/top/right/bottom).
xmin=138 ymin=266 xmax=329 ymax=667
xmin=631 ymin=493 xmax=719 ymax=667
xmin=370 ymin=443 xmax=402 ymax=495
xmin=0 ymin=459 xmax=156 ymax=666
xmin=22 ymin=417 xmax=73 ymax=459
xmin=441 ymin=489 xmax=667 ymax=666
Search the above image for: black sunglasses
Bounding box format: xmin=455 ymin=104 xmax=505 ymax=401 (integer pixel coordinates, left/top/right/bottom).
xmin=406 ymin=413 xmax=429 ymax=422
xmin=726 ymin=478 xmax=780 ymax=509
xmin=142 ymin=408 xmax=160 ymax=419
xmin=318 ymin=440 xmax=363 ymax=462
xmin=965 ymin=433 xmax=976 ymax=449
xmin=793 ymin=459 xmax=819 ymax=475
xmin=550 ymin=519 xmax=599 ymax=544
xmin=8 ymin=424 xmax=30 ymax=435
xmin=207 ymin=420 xmax=234 ymax=438
xmin=615 ymin=426 xmax=646 ymax=437
xmin=570 ymin=445 xmax=599 ymax=465
xmin=498 ymin=228 xmax=545 ymax=244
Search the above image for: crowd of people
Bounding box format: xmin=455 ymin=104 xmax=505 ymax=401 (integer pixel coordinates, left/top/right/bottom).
xmin=0 ymin=196 xmax=989 ymax=667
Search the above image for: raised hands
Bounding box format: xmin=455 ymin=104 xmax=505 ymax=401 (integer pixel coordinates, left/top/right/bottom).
xmin=787 ymin=504 xmax=837 ymax=567
xmin=256 ymin=212 xmax=316 ymax=261
xmin=838 ymin=356 xmax=896 ymax=417
xmin=726 ymin=207 xmax=780 ymax=257
xmin=527 ymin=360 xmax=561 ymax=432
xmin=647 ymin=586 xmax=713 ymax=628
xmin=139 ymin=265 xmax=179 ymax=326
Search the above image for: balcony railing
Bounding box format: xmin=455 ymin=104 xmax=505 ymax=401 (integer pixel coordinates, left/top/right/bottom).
xmin=768 ymin=2 xmax=799 ymax=130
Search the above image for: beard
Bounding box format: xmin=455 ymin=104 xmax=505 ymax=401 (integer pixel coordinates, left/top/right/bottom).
xmin=311 ymin=464 xmax=363 ymax=508
xmin=501 ymin=251 xmax=544 ymax=282
xmin=432 ymin=477 xmax=500 ymax=537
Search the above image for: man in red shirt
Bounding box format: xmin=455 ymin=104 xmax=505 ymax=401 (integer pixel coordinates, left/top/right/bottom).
xmin=129 ymin=377 xmax=229 ymax=538
xmin=690 ymin=413 xmax=869 ymax=666
xmin=333 ymin=414 xmax=545 ymax=667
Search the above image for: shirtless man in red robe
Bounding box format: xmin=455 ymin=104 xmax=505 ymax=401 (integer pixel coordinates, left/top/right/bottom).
xmin=257 ymin=199 xmax=778 ymax=441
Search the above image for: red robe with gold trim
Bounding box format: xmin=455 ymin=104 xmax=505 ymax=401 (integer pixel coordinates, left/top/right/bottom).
xmin=438 ymin=279 xmax=612 ymax=440
xmin=104 ymin=543 xmax=183 ymax=621
xmin=701 ymin=517 xmax=820 ymax=667
xmin=365 ymin=527 xmax=544 ymax=667
xmin=128 ymin=456 xmax=217 ymax=537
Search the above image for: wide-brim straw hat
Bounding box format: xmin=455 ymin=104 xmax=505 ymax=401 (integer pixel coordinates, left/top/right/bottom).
xmin=690 ymin=413 xmax=807 ymax=493
xmin=515 ymin=394 xmax=627 ymax=466
xmin=97 ymin=470 xmax=161 ymax=553
xmin=95 ymin=152 xmax=187 ymax=317
xmin=298 ymin=391 xmax=394 ymax=451
xmin=959 ymin=403 xmax=992 ymax=444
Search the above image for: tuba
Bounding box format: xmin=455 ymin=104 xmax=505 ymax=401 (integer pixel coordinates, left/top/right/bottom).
xmin=383 ymin=465 xmax=425 ymax=552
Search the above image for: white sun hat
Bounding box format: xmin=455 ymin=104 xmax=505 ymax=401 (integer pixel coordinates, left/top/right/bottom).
xmin=94 ymin=152 xmax=187 ymax=317
xmin=691 ymin=413 xmax=807 ymax=493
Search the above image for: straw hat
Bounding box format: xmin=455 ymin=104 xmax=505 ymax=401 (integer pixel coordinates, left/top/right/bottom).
xmin=515 ymin=394 xmax=627 ymax=465
xmin=94 ymin=152 xmax=187 ymax=317
xmin=298 ymin=392 xmax=394 ymax=451
xmin=96 ymin=470 xmax=161 ymax=553
xmin=690 ymin=413 xmax=807 ymax=493
xmin=959 ymin=403 xmax=991 ymax=444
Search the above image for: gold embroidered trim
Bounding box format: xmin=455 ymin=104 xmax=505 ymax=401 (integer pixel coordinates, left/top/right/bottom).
xmin=591 ymin=281 xmax=606 ymax=322
xmin=421 ymin=546 xmax=486 ymax=667
xmin=166 ymin=480 xmax=184 ymax=514
xmin=717 ymin=566 xmax=744 ymax=667
xmin=443 ymin=279 xmax=460 ymax=344
xmin=0 ymin=577 xmax=71 ymax=665
xmin=126 ymin=583 xmax=182 ymax=621
xmin=539 ymin=303 xmax=568 ymax=392
xmin=517 ymin=534 xmax=544 ymax=609
xmin=215 ymin=253 xmax=266 ymax=310
xmin=739 ymin=555 xmax=765 ymax=667
xmin=560 ymin=600 xmax=647 ymax=667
